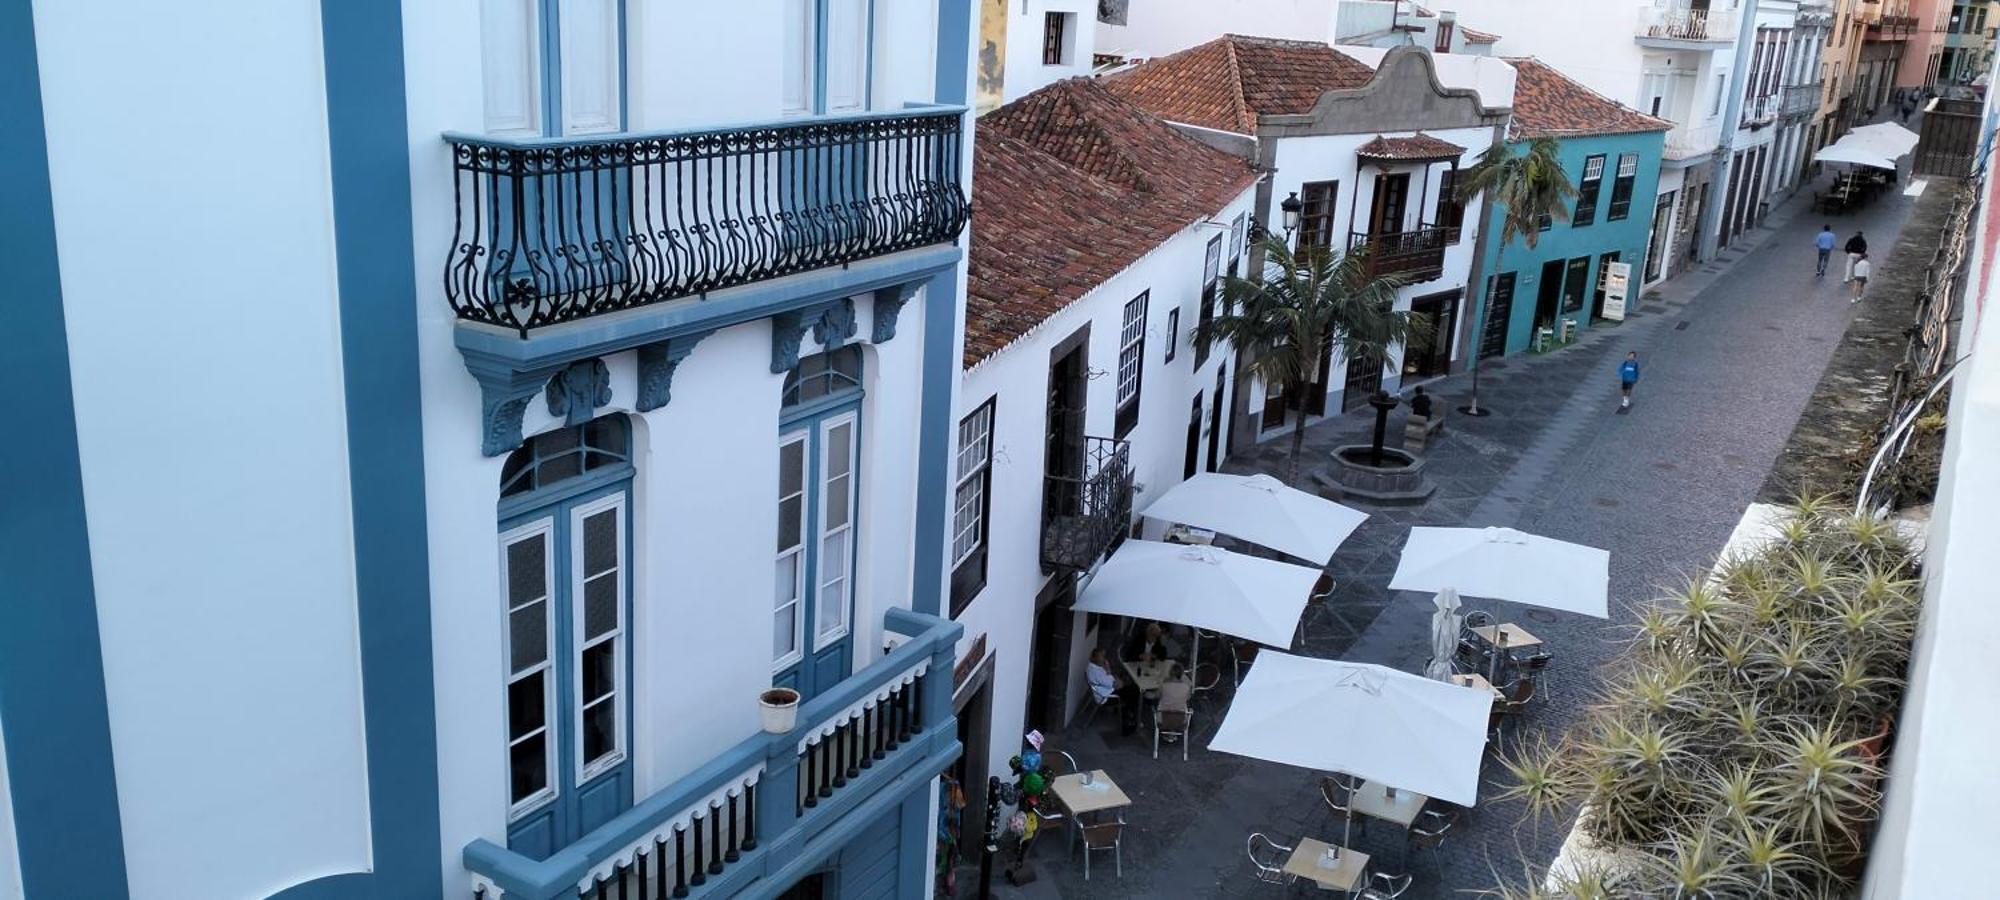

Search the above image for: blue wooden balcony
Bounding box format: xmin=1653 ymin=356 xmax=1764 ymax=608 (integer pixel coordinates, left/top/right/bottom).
xmin=444 ymin=108 xmax=970 ymax=337
xmin=463 ymin=608 xmax=961 ymax=900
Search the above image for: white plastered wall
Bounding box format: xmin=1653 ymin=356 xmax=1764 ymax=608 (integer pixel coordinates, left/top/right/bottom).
xmin=402 ymin=0 xmax=946 ymax=887
xmin=31 ymin=2 xmax=372 ymax=897
xmin=1096 ymin=0 xmax=1339 ymax=59
xmin=1003 ymin=0 xmax=1098 ymax=101
xmin=953 ymin=188 xmax=1258 ymax=776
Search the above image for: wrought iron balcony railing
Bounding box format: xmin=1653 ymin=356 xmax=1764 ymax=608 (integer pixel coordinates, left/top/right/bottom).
xmin=1784 ymin=84 xmax=1821 ymax=118
xmin=464 ymin=608 xmax=960 ymax=900
xmin=1348 ymin=226 xmax=1449 ymax=282
xmin=1041 ymin=436 xmax=1134 ymax=571
xmin=445 ymin=108 xmax=970 ymax=336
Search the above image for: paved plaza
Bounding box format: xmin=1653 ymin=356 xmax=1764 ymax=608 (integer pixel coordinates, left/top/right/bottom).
xmin=958 ymin=167 xmax=1932 ymax=898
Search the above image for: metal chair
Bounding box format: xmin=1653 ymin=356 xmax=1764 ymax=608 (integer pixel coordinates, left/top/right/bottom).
xmin=1154 ymin=679 xmax=1194 ymax=760
xmin=1406 ymin=808 xmax=1457 ymax=873
xmin=1231 ymin=640 xmax=1260 ymax=686
xmin=1318 ymin=776 xmax=1366 ymax=838
xmin=1078 ymin=815 xmax=1125 ymax=880
xmin=1191 ymin=661 xmax=1223 ymax=694
xmin=1359 ymin=872 xmax=1415 ymax=899
xmin=1246 ymin=833 xmax=1296 ymax=885
xmin=1294 ymin=573 xmax=1344 ymax=647
xmin=1080 ymin=689 xmax=1121 ymax=729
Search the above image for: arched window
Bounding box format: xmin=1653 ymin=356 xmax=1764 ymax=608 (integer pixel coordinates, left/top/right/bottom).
xmin=500 ymin=414 xmax=631 ymax=500
xmin=781 ymin=346 xmax=863 ymax=410
xmin=497 ymin=413 xmax=635 ymax=856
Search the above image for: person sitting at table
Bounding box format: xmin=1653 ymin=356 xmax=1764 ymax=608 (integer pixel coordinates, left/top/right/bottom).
xmin=1122 ymin=621 xmax=1179 ymax=664
xmin=1087 ymin=648 xmax=1142 ymax=735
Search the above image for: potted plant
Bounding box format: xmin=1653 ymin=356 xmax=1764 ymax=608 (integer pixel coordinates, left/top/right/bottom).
xmin=759 ymin=687 xmax=801 ymax=734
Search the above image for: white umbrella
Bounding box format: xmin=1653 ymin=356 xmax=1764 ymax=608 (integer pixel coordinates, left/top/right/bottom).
xmin=1141 ymin=472 xmax=1369 ymax=564
xmin=1849 ymin=122 xmax=1920 ymax=158
xmin=1425 ymin=587 xmax=1462 ymax=681
xmin=1074 ymin=540 xmax=1323 ymax=667
xmin=1814 ymin=141 xmax=1897 ymax=170
xmin=1389 ymin=526 xmax=1611 ymax=619
xmin=1209 ymin=652 xmax=1493 ymax=808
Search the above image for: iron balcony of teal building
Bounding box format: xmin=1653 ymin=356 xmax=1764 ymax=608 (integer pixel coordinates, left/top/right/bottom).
xmin=444 ymin=107 xmax=970 ymax=337
xmin=1347 ymin=225 xmax=1451 ymax=283
xmin=465 ymin=608 xmax=961 ymax=900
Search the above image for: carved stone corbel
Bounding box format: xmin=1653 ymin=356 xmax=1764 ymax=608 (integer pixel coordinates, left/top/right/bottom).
xmin=813 ymin=297 xmax=858 ymax=351
xmin=870 ymin=282 xmax=921 ymax=344
xmin=545 ymin=358 xmax=612 ymax=427
xmin=635 ymin=330 xmax=714 ymax=412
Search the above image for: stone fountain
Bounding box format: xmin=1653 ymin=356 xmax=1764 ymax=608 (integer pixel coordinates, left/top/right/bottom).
xmin=1314 ymin=390 xmax=1436 ymax=504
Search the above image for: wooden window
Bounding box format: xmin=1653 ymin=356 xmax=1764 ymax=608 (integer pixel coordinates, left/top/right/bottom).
xmin=571 ymin=495 xmax=627 ymax=780
xmin=1298 ymin=180 xmax=1339 ymax=250
xmin=1194 ymin=235 xmax=1222 ymax=369
xmin=774 ymin=432 xmax=808 ymax=666
xmin=1435 ymin=20 xmax=1455 ymax=52
xmin=1115 ymin=292 xmax=1148 ymax=437
xmin=950 ymin=399 xmax=995 ymax=614
xmin=1043 ymin=12 xmax=1069 ymax=65
xmin=1435 ymin=168 xmax=1466 ymax=240
xmin=1573 ymin=155 xmax=1606 ymax=227
xmin=1608 ymin=154 xmax=1639 ymax=221
xmin=813 ymin=415 xmax=857 ymax=648
xmin=1165 ymin=308 xmax=1180 ymax=363
xmin=502 ymin=522 xmax=557 ymax=815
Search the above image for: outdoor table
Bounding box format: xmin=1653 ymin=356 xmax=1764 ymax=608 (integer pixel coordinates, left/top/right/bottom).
xmin=1471 ymin=623 xmax=1543 ymax=651
xmin=1123 ymin=658 xmax=1179 ymax=693
xmin=1451 ymin=672 xmax=1504 ymax=698
xmin=1050 ymin=770 xmax=1132 ymax=817
xmin=1349 ymin=781 xmax=1429 ymax=830
xmin=1282 ymin=838 xmax=1370 ymax=893
xmin=1163 ymin=524 xmax=1216 ymax=546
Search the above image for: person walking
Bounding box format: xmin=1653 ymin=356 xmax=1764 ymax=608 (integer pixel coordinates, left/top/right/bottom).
xmin=1618 ymin=351 xmax=1641 ymax=410
xmin=1851 ymin=253 xmax=1872 ymax=303
xmin=1844 ymin=230 xmax=1868 ymax=282
xmin=1815 ymin=224 xmax=1837 ymax=277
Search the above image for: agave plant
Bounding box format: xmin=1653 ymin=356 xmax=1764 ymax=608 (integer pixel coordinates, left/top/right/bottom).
xmin=1486 ymin=501 xmax=1921 ymax=899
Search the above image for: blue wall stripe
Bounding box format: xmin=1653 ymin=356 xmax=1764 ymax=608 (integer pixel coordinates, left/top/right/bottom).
xmin=0 ymin=1 xmax=132 ymax=895
xmin=286 ymin=0 xmax=447 ymax=896
xmin=933 ymin=0 xmax=972 ymax=105
xmin=908 ymin=265 xmax=961 ymax=616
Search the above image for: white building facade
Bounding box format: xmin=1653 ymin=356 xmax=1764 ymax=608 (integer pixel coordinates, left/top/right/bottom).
xmin=941 ymin=79 xmax=1260 ymax=844
xmin=1 ymin=2 xmax=981 ymax=898
xmin=1710 ymin=1 xmax=1807 ymax=250
xmin=1111 ymin=39 xmax=1511 ymax=441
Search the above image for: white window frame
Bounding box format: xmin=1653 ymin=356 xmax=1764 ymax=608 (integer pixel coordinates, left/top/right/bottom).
xmin=782 ymin=0 xmax=817 ymax=116
xmin=481 ymin=0 xmax=544 ymax=135
xmin=813 ymin=413 xmax=859 ymax=650
xmin=951 ymin=403 xmax=994 ymax=568
xmin=774 ymin=429 xmax=810 ymax=670
xmin=1117 ymin=294 xmax=1147 ymax=409
xmin=501 ymin=518 xmax=558 ymax=820
xmin=558 ymin=0 xmax=625 ymax=136
xmin=570 ymin=492 xmax=628 ymax=783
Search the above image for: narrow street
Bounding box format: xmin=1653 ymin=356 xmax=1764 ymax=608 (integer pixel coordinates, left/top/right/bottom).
xmin=982 ymin=171 xmax=1931 ymax=898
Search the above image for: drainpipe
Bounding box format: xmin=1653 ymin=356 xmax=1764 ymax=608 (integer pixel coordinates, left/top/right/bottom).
xmin=1697 ymin=0 xmax=1771 ymax=260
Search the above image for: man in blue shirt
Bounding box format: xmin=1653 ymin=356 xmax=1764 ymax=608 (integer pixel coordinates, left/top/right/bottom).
xmin=1815 ymin=225 xmax=1837 ymax=277
xmin=1619 ymin=352 xmax=1641 ymax=410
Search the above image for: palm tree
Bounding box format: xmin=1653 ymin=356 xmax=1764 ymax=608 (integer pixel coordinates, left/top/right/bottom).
xmin=1195 ymin=236 xmax=1421 ymax=485
xmin=1454 ymin=136 xmax=1578 ymax=415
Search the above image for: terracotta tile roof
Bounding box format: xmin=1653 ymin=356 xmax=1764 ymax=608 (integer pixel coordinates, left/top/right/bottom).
xmin=1461 ymin=26 xmax=1501 ymax=44
xmin=965 ymin=78 xmax=1258 ymax=368
xmin=1506 ymin=57 xmax=1673 ymax=140
xmin=1355 ymin=132 xmax=1467 ymax=161
xmin=1104 ymin=34 xmax=1377 ymax=134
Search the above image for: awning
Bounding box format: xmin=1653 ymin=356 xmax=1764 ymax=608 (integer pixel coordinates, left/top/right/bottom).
xmin=1814 ymin=142 xmax=1897 ymax=170
xmin=1850 ymin=122 xmax=1920 ymax=158
xmin=1388 ymin=526 xmax=1611 ymax=618
xmin=1209 ymin=653 xmax=1493 ymax=806
xmin=1140 ymin=472 xmax=1368 ymax=565
xmin=1072 ymin=540 xmax=1321 ymax=649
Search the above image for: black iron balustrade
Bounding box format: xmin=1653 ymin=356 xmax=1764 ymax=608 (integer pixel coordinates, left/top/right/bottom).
xmin=1347 ymin=226 xmax=1449 ymax=282
xmin=794 ymin=674 xmax=921 ymax=817
xmin=1040 ymin=436 xmax=1134 ymax=571
xmin=445 ymin=109 xmax=970 ymax=336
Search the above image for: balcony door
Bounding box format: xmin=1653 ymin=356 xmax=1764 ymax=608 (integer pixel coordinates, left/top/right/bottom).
xmin=1369 ymin=172 xmax=1411 ymax=237
xmin=500 ymin=416 xmax=635 ymax=859
xmin=775 ymin=349 xmax=864 ymax=701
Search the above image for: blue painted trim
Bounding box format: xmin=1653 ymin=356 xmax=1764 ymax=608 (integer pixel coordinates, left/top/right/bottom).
xmin=313 ymin=0 xmax=444 ymax=896
xmin=907 ymin=264 xmax=961 ymax=616
xmin=894 ymin=775 xmax=930 ymax=899
xmin=933 ymin=0 xmax=973 ymax=104
xmin=0 ymin=3 xmax=130 ymax=895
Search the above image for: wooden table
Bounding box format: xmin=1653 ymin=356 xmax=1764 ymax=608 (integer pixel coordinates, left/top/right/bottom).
xmin=1050 ymin=770 xmax=1132 ymax=817
xmin=1349 ymin=781 xmax=1429 ymax=829
xmin=1163 ymin=524 xmax=1216 ymax=545
xmin=1123 ymin=659 xmax=1179 ymax=693
xmin=1471 ymin=623 xmax=1543 ymax=650
xmin=1451 ymin=672 xmax=1504 ymax=698
xmin=1282 ymin=838 xmax=1370 ymax=892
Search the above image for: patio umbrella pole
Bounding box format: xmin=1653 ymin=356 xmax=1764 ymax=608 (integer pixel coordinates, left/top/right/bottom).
xmin=1490 ymin=629 xmax=1508 ymax=683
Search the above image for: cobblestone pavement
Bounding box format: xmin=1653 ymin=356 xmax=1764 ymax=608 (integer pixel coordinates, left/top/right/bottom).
xmin=961 ymin=165 xmax=1928 ymax=899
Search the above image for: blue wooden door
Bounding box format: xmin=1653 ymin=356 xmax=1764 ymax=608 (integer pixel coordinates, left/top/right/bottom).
xmin=774 ymin=408 xmax=860 ymax=700
xmin=501 ymin=476 xmax=635 ymax=858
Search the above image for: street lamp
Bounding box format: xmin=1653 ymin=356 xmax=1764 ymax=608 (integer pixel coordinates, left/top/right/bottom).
xmin=1279 ymin=191 xmax=1303 ymax=244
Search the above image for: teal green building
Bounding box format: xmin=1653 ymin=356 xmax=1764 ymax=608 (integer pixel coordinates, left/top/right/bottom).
xmin=1474 ymin=59 xmax=1672 ymax=359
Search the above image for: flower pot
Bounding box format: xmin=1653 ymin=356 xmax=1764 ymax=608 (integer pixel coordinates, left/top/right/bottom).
xmin=759 ymin=688 xmax=801 ymax=734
